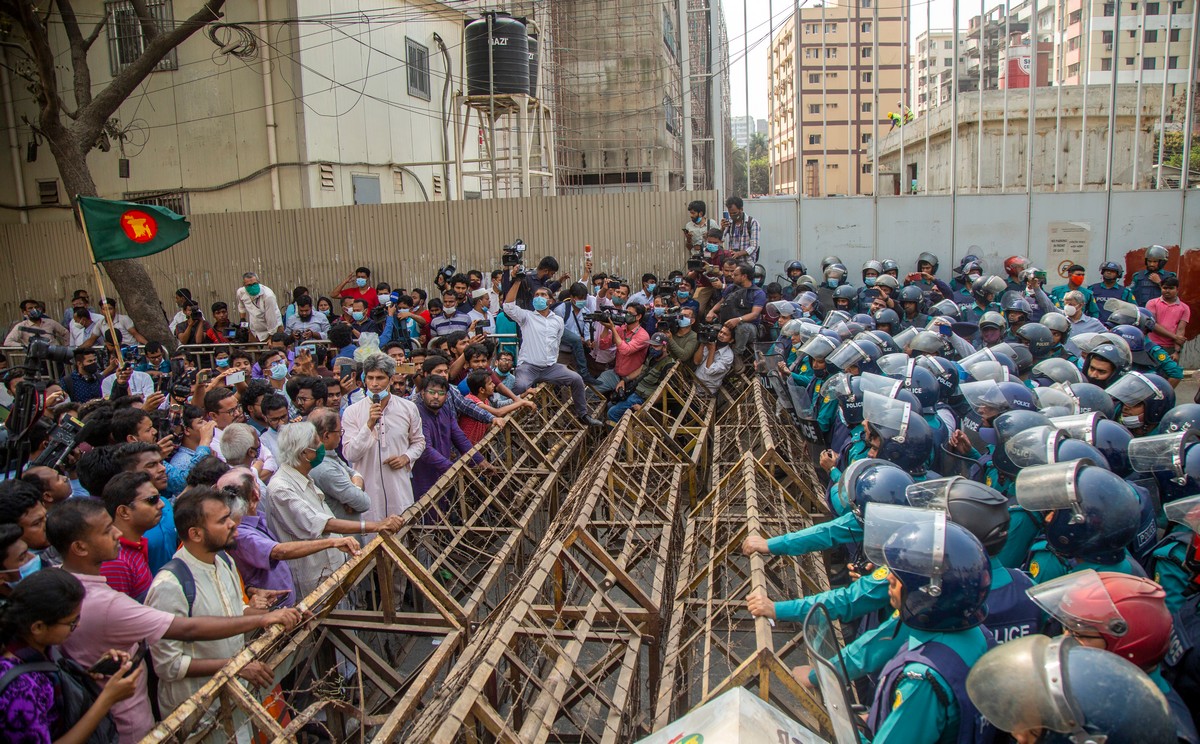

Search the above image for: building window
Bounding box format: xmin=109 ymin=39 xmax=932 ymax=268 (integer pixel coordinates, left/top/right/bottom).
xmin=827 ymin=47 xmax=838 ymax=58
xmin=1143 ymin=56 xmax=1157 ymax=69
xmin=1145 ymin=29 xmax=1158 ymax=42
xmin=825 ymin=23 xmax=838 ymax=32
xmin=807 ymin=23 xmax=819 ymax=34
xmin=827 ymin=71 xmax=838 ymax=79
xmin=1146 ymin=1 xmax=1160 ymax=12
xmin=1170 ymin=28 xmax=1181 ymax=41
xmin=1101 ymin=56 xmax=1113 ymax=70
xmin=36 ymin=180 xmax=59 ymax=206
xmin=809 ymin=72 xmax=821 ymax=83
xmin=862 ymin=0 xmax=871 ymax=6
xmin=861 ymin=133 xmax=872 ymax=144
xmin=805 ymin=48 xmax=815 ymax=58
xmin=1125 ymin=56 xmax=1135 ymax=65
xmin=105 ymin=1 xmax=177 ymax=76
xmin=862 ymin=71 xmax=872 ymax=82
xmin=809 ymin=134 xmax=821 ymax=144
xmin=124 ymin=190 xmax=188 ymax=215
xmin=1068 ymin=62 xmax=1080 ymax=76
xmin=862 ymin=101 xmax=872 ymax=112
xmin=944 ymin=57 xmax=953 ymax=66
xmin=1169 ymin=55 xmax=1180 ymax=68
xmin=1069 ymin=9 xmax=1082 ymax=23
xmin=861 ymin=47 xmax=872 ymax=58
xmin=406 ymin=38 xmax=431 ymax=100
xmin=1103 ymin=2 xmax=1115 ymax=15
xmin=944 ymin=40 xmax=953 ymax=49
xmin=809 ymin=104 xmax=822 ymax=114
xmin=862 ymin=163 xmax=872 ymax=173
xmin=1068 ymin=36 xmax=1081 ymax=50
xmin=827 ymin=163 xmax=839 ymax=169
xmin=861 ymin=22 xmax=872 ymax=33
xmin=1102 ymin=30 xmax=1114 ymax=43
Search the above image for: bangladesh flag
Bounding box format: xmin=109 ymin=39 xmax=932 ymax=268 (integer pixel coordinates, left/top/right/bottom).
xmin=77 ymin=196 xmax=191 ymax=262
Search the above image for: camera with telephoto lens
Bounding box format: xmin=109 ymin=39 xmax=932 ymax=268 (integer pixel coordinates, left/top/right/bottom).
xmin=686 ymin=252 xmax=706 ymax=272
xmin=502 ymin=238 xmax=527 ymax=275
xmin=696 ymin=322 xmax=721 ymax=344
xmin=658 ymin=306 xmax=683 ymax=331
xmin=25 ymin=334 xmax=73 ymax=369
xmin=582 ymin=307 xmax=627 ymax=324
xmin=168 ymin=365 xmax=197 ymax=399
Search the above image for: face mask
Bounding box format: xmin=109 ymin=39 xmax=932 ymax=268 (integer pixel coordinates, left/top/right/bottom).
xmin=5 ymin=554 xmax=40 ymax=589
xmin=377 ymin=294 xmax=391 ymax=305
xmin=827 ymin=279 xmax=838 ymax=288
xmin=1064 ymin=305 xmax=1081 ymax=318
xmin=677 ymin=291 xmax=691 ymax=300
xmin=532 ymin=296 xmax=549 ymax=312
xmin=648 ymin=348 xmax=664 ymax=359
xmin=270 ymin=362 xmax=288 ymax=380
xmin=864 ymin=276 xmax=877 ymax=286
xmin=216 ymin=358 xmax=230 ymax=368
xmin=678 ymin=317 xmax=692 ymax=328
xmin=82 ymin=362 xmax=99 ymax=375
xmin=1120 ymin=415 xmax=1142 ymax=428
xmin=356 ymin=278 xmax=368 ymax=288
xmin=443 ymin=306 xmax=456 ymax=316
xmin=753 ymin=278 xmax=763 ymax=286
xmin=323 ymin=310 xmax=335 ymax=322
xmin=705 ymin=243 xmax=719 ymax=253
xmin=624 ymin=313 xmax=638 ymax=325
xmin=653 ymin=307 xmax=666 ymax=317
xmin=968 ymin=273 xmax=981 ymax=283
xmin=27 ymin=309 xmax=42 ymax=321
xmin=351 ymin=311 xmax=365 ymax=322
xmin=646 ymin=283 xmax=657 ymax=293
xmin=574 ymin=299 xmax=588 ymax=310
xmin=613 ymin=296 xmax=626 ymax=306
xmin=692 ymin=215 xmax=702 ymax=224
xmin=370 ymin=389 xmax=390 ymax=403
xmin=1069 ymin=276 xmax=1083 ymax=287
xmin=309 ymin=443 xmax=326 ymax=468
xmin=246 ymin=283 xmax=262 ymax=296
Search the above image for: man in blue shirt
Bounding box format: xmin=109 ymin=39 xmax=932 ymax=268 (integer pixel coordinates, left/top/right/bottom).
xmin=705 ymin=263 xmax=766 ymax=355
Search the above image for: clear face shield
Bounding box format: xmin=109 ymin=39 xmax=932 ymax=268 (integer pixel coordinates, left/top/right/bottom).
xmin=827 ymin=340 xmax=870 ymax=372
xmin=1026 ymin=568 xmax=1129 ymax=638
xmin=877 ymin=352 xmax=912 ymax=378
xmin=960 ymin=380 xmax=1008 ymax=415
xmin=1033 ymin=358 xmax=1084 ymax=385
xmin=929 ymin=299 xmax=960 ymax=318
xmin=799 ymin=335 xmax=839 ymax=362
xmin=1127 ymin=430 xmax=1198 ymax=481
xmin=905 ymin=476 xmax=963 ymax=511
xmin=1034 ymin=387 xmax=1079 ymax=418
xmin=1103 ymin=297 xmax=1141 ymax=325
xmin=863 ymin=390 xmax=914 ymax=443
xmin=864 ymin=503 xmax=949 ymax=597
xmin=803 ymin=604 xmax=863 ymax=744
xmin=1014 ymin=459 xmax=1092 ymax=523
xmin=964 ymin=360 xmax=1012 ymax=383
xmin=1048 ymin=411 xmax=1102 ymax=444
xmin=1004 ymin=425 xmax=1067 ymax=469
xmin=1106 ymin=372 xmax=1163 ymax=409
xmin=1165 ymin=493 xmax=1200 ymax=535
xmin=892 ymin=326 xmax=920 ymax=349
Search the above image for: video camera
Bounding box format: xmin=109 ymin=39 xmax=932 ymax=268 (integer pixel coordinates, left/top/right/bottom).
xmin=582 ymin=307 xmax=627 ymax=324
xmin=657 ymin=306 xmax=684 ymax=332
xmin=696 ymin=322 xmax=722 ymax=344
xmin=30 ymin=414 xmax=84 ymax=470
xmin=1 ymin=333 xmax=78 ymax=476
xmin=502 ymin=238 xmax=527 ymax=275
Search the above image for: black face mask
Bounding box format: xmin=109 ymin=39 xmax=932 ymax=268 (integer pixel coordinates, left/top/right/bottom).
xmin=82 ymin=362 xmax=99 ymax=375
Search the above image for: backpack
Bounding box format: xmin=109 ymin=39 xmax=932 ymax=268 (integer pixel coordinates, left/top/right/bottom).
xmin=159 ymin=552 xmax=236 ymax=616
xmin=0 ymin=647 xmax=118 ymax=743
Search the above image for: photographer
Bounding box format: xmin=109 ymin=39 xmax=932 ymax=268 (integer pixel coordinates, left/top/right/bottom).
xmin=349 ymin=298 xmax=383 ymax=337
xmin=99 ymin=332 xmax=156 ymax=401
xmin=501 ymin=267 xmax=604 ymax=427
xmin=692 ymin=324 xmax=736 ymax=394
xmin=208 ymin=302 xmax=239 ymax=343
xmin=555 ymin=283 xmax=602 ymax=386
xmin=683 ymin=199 xmax=720 ymax=252
xmin=667 ymin=307 xmax=699 ymax=365
xmin=706 ymin=262 xmax=766 ymax=355
xmin=284 ymin=295 xmax=330 ymax=340
xmin=380 ymin=294 xmax=427 ymax=350
xmin=596 ymin=303 xmax=649 ymax=395
xmin=174 ymin=300 xmax=212 ymax=346
xmin=606 ymin=333 xmax=676 ymax=422
xmin=499 ymin=254 xmax=567 ymax=311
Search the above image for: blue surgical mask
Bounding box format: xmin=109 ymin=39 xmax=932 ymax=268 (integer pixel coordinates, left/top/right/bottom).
xmin=355 ymin=278 xmax=368 ymax=288
xmin=370 ymin=389 xmax=390 ymax=403
xmin=215 ymin=358 xmax=230 ymax=368
xmin=646 ymin=283 xmax=657 ymax=293
xmin=532 ymin=296 xmax=549 ymax=311
xmin=692 ymin=215 xmax=702 ymax=224
xmin=7 ymin=554 xmax=40 ymax=588
xmin=705 ymin=243 xmax=719 ymax=253
xmin=653 ymin=307 xmax=666 ymax=317
xmin=864 ymin=276 xmax=877 ymax=286
xmin=270 ymin=362 xmax=288 ymax=380
xmin=677 ymin=290 xmax=691 ymax=300
xmin=827 ymin=279 xmax=838 ymax=288
xmin=574 ymin=299 xmax=588 ymax=309
xmin=351 ymin=311 xmax=365 ymax=322
xmin=613 ymin=296 xmax=626 ymax=306
xmin=679 ymin=317 xmax=692 ymax=328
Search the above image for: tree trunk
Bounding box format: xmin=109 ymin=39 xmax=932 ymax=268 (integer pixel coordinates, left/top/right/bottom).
xmin=49 ymin=136 xmax=178 ymax=351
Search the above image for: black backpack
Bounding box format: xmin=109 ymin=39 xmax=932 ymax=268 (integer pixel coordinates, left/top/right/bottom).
xmin=0 ymin=647 xmax=118 ymax=743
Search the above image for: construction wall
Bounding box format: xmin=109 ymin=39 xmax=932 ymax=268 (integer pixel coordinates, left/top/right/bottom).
xmin=0 ymin=190 xmax=715 ymax=322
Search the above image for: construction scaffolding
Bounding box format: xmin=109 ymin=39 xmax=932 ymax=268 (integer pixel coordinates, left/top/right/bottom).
xmin=453 ymin=92 xmax=558 ymax=199
xmin=149 ymin=367 xmax=837 ymax=743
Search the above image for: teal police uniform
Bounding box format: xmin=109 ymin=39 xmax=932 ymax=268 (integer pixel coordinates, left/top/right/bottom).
xmin=1151 ymin=526 xmax=1194 ymax=613
xmin=1025 ymin=543 xmax=1144 ymax=584
xmin=766 ymin=511 xmax=862 ymax=556
xmin=1048 ymin=283 xmax=1099 ymax=317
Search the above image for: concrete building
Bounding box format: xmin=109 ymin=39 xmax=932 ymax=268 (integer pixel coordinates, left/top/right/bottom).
xmin=733 ymin=115 xmax=756 ymax=148
xmin=546 ymin=0 xmax=730 ymax=193
xmin=768 ymin=0 xmax=909 ymax=197
xmin=871 ymin=85 xmax=1158 ymax=194
xmin=1056 ymin=0 xmax=1194 ymax=86
xmin=912 ymin=29 xmax=968 ymax=115
xmin=0 ymin=0 xmax=481 ymax=223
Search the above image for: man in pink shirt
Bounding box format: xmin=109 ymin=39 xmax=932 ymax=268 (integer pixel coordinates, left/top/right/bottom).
xmin=1146 ymin=276 xmax=1190 ymax=358
xmin=595 ymin=303 xmax=650 ymax=394
xmin=49 ymin=498 xmax=301 ymax=742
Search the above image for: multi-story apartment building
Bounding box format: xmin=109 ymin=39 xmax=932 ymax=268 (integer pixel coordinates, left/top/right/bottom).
xmin=912 ymin=30 xmax=968 ymax=115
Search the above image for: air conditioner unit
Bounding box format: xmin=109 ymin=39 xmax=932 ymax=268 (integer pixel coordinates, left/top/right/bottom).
xmin=1105 ymin=42 xmax=1113 ymax=50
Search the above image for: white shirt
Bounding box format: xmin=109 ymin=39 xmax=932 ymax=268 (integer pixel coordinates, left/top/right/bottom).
xmin=695 ymin=345 xmax=734 ymax=394
xmin=554 ymin=297 xmax=596 ymax=342
xmin=468 ymin=308 xmax=494 ymax=335
xmin=68 ymin=317 xmax=104 ymax=348
xmin=101 ymin=369 xmax=155 ymax=399
xmin=235 ymin=285 xmax=283 ymax=341
xmin=170 ymin=310 xmax=188 ymax=330
xmin=503 ymin=301 xmax=565 ymax=367
xmin=98 ymin=314 xmax=137 ymax=345
xmin=628 ymin=290 xmax=653 ymax=308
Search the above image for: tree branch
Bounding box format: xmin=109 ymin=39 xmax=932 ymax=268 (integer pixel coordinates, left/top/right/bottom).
xmin=57 ymin=0 xmax=94 ymax=112
xmin=84 ymin=15 xmax=109 ymax=51
xmin=7 ymin=0 xmax=64 ymax=138
xmin=73 ymin=0 xmax=225 ymax=149
xmin=128 ymin=0 xmax=161 ymax=46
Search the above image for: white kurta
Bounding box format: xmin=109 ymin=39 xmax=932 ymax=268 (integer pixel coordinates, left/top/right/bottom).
xmin=341 ymin=394 xmax=426 ymax=522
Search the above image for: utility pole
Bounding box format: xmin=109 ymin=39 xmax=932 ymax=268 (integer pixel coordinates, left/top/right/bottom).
xmin=711 ymin=0 xmax=727 ymax=197
xmin=680 ymin=0 xmax=694 ymax=189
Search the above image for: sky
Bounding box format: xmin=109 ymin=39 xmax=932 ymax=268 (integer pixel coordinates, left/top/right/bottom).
xmin=723 ymin=0 xmax=1008 ymax=120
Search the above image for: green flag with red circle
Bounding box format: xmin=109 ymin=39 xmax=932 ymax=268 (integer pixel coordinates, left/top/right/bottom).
xmin=77 ymin=195 xmax=191 ymax=262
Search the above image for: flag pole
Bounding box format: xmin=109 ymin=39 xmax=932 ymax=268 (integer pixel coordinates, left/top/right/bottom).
xmin=76 ymin=197 xmax=123 ymax=368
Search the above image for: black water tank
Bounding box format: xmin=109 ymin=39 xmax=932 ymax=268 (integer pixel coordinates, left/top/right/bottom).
xmin=465 ymin=14 xmax=529 ymax=96
xmin=527 ymin=35 xmax=539 ymax=97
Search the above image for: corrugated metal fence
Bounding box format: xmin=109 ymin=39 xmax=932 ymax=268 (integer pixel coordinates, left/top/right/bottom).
xmin=0 ymin=191 xmax=716 ymax=320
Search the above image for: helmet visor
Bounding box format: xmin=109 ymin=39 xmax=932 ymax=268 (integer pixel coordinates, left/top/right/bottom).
xmin=1106 ymin=372 xmax=1162 ymax=408
xmin=767 ymin=300 xmax=798 ymax=318
xmin=959 ymin=347 xmax=999 ymax=369
xmin=1165 ymin=494 xmax=1200 ymax=534
xmin=930 ymin=299 xmax=960 ymax=318
xmin=1032 ymin=358 xmax=1083 ymax=385
xmin=823 ymin=311 xmax=852 ymax=329
xmin=1103 ymin=297 xmax=1140 ymax=322
xmin=1005 ymin=426 xmax=1066 ymax=469
xmin=800 ymin=335 xmax=839 ymax=360
xmin=1127 ymin=431 xmax=1195 ymax=478
xmin=964 ymin=360 xmax=1011 ymax=383
xmin=825 ymin=372 xmax=853 ymax=400
xmin=1026 ymin=569 xmax=1128 ymax=638
xmin=960 ymin=380 xmax=1007 ymax=412
xmin=1015 ymin=459 xmax=1088 ymax=512
xmin=1071 ymin=333 xmax=1104 ymax=356
xmin=1049 ymin=411 xmax=1101 ymax=442
xmin=1034 ymin=387 xmax=1078 ymax=414
xmin=892 ymin=326 xmax=920 ymax=350
xmin=828 ymin=340 xmax=871 ymax=371
xmin=877 ymin=352 xmax=912 ymax=378
xmin=859 ymin=371 xmax=902 ymax=398
xmin=802 ymin=606 xmax=862 ymax=744
xmin=863 ymin=390 xmax=913 ymax=441
xmin=980 ymin=275 xmax=1008 ymax=296
xmin=966 ymin=635 xmax=1083 ymax=736
xmin=905 ymin=477 xmax=961 ymax=511
xmin=863 ymin=503 xmax=947 ymax=580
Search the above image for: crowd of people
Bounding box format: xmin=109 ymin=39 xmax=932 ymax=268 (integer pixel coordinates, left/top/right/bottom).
xmin=0 ymin=193 xmax=1193 ymax=743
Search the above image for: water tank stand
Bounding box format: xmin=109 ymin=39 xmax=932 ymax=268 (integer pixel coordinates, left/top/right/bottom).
xmin=453 ymin=93 xmax=557 ymax=199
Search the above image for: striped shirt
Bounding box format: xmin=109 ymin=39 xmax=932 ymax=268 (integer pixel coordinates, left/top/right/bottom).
xmin=459 ymin=395 xmax=492 ymax=444
xmin=100 ymin=536 xmax=154 ymax=602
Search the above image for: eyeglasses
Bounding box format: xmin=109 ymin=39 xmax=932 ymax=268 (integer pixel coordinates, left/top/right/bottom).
xmin=137 ymin=494 xmax=162 ymax=506
xmin=56 ymin=618 xmax=81 ymax=632
xmin=424 ymin=390 xmax=449 ymax=397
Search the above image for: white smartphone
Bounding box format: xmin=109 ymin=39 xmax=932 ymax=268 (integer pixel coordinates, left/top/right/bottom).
xmin=225 ymin=370 xmax=246 ymax=385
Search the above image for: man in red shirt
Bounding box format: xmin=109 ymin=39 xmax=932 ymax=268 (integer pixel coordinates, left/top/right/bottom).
xmin=595 ymin=304 xmax=650 ymax=394
xmin=99 ymin=471 xmax=163 ymax=602
xmin=334 ymin=266 xmax=379 ymax=310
